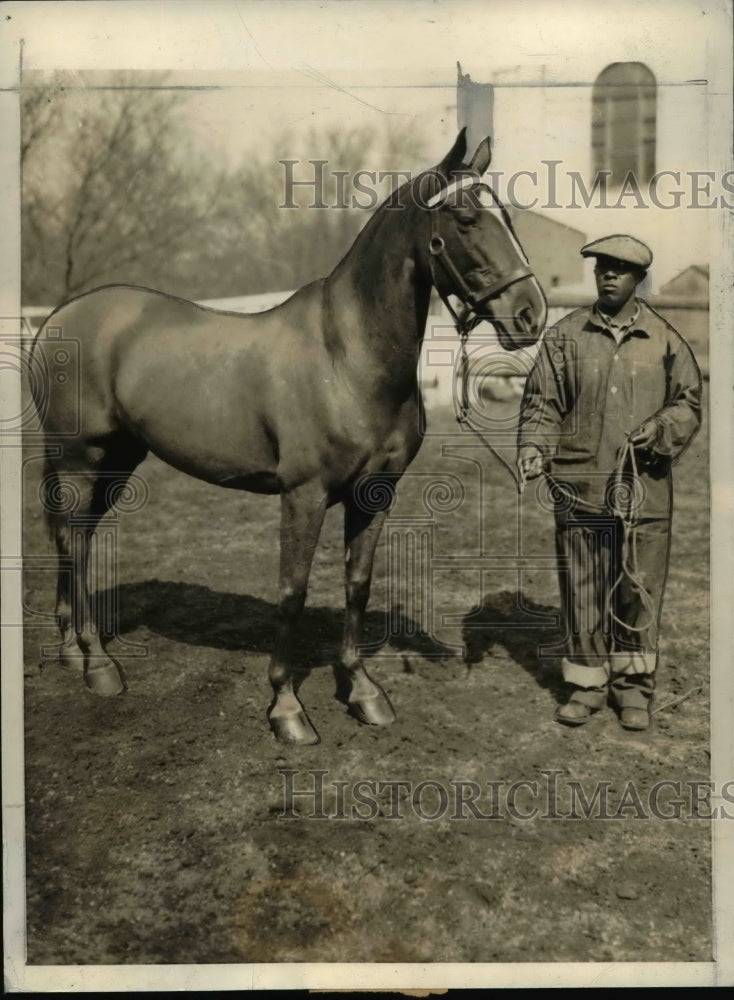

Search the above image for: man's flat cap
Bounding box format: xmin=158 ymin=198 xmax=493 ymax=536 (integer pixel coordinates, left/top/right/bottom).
xmin=580 ymin=235 xmax=653 ymax=269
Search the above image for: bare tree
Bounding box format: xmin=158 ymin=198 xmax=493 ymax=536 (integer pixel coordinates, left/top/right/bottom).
xmin=196 ymin=119 xmax=428 ymax=297
xmin=22 ymin=72 xmax=427 ymax=305
xmin=21 ymin=71 xmax=225 ymax=304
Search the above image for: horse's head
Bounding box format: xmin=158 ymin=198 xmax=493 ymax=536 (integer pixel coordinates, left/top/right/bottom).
xmin=417 ymin=130 xmax=547 ymax=350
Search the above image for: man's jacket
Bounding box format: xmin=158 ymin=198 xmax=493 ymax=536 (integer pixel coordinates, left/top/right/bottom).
xmin=517 ymin=299 xmax=702 ymax=518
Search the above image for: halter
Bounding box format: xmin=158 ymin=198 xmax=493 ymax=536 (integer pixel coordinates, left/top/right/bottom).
xmin=426 ymin=176 xmax=535 ymax=337
xmin=424 ymin=175 xmax=538 ymax=485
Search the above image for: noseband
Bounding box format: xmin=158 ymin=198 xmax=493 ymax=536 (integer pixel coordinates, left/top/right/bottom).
xmin=426 ymin=178 xmax=535 ymax=333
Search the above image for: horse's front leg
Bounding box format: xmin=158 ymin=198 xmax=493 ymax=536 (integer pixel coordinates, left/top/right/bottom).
xmin=336 ymin=495 xmax=397 ymax=727
xmin=267 ymin=484 xmax=328 ymax=745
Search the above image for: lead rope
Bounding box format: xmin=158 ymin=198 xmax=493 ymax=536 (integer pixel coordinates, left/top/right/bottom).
xmin=454 ymin=326 xmax=523 ymax=486
xmin=604 ymin=440 xmax=657 ymax=636
xmin=453 ymin=328 xmax=657 ymax=639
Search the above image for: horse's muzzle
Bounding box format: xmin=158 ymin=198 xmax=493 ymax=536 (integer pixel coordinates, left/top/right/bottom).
xmin=485 ymin=275 xmax=547 ymax=350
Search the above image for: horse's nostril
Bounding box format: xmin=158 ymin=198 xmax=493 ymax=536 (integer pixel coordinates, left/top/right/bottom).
xmin=517 ymin=305 xmax=535 ymax=331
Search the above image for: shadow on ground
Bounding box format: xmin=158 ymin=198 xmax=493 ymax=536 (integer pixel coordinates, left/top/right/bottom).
xmin=461 ymin=588 xmax=567 ymax=701
xmin=90 ymin=581 xmax=569 ymax=703
xmin=96 ymin=578 xmax=451 ymax=668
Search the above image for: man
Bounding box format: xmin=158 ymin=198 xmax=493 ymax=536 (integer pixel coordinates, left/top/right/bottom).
xmin=517 ymin=235 xmax=702 ymax=730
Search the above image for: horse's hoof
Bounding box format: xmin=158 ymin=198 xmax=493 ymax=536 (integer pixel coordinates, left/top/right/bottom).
xmin=348 ymin=688 xmax=397 ymax=727
xmin=85 ymin=663 xmax=124 ymax=697
xmin=270 ymin=711 xmax=321 ymax=746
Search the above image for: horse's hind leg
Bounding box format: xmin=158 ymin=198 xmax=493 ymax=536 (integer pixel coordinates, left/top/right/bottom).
xmin=267 ymin=484 xmax=327 ymax=745
xmin=335 ymin=494 xmax=396 ymax=727
xmin=44 ymin=438 xmax=147 ymax=695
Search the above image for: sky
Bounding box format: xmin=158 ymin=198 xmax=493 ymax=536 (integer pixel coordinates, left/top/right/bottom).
xmin=2 ymin=0 xmax=718 ymax=80
xmin=3 ymin=0 xmax=727 ymax=168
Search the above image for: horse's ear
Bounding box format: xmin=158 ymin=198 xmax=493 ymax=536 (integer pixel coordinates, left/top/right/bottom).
xmin=468 ymin=136 xmax=492 ymax=176
xmin=436 ymin=128 xmax=469 ymax=177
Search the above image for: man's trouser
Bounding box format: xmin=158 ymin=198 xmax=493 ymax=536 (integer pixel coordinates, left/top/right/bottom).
xmin=554 ymin=507 xmax=671 ymax=710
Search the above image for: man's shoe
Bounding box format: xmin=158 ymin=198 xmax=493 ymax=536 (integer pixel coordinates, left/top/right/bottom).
xmin=619 ymin=707 xmax=650 ymax=731
xmin=555 ymin=701 xmax=595 ymax=726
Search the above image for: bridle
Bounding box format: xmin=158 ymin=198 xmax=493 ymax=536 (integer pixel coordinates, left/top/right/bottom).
xmin=425 ymin=176 xmax=536 ymax=337
xmin=424 ymin=174 xmax=539 ymax=485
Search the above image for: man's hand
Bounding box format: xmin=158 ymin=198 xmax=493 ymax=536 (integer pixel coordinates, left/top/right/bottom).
xmin=517 ymin=445 xmax=546 ymax=481
xmin=629 ymin=417 xmax=661 ymax=450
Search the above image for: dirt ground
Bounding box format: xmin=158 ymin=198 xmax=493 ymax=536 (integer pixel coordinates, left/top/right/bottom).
xmin=20 ymin=395 xmax=712 ymax=968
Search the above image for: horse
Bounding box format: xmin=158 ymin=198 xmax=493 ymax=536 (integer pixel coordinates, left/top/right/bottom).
xmin=31 ymin=129 xmax=547 ymax=745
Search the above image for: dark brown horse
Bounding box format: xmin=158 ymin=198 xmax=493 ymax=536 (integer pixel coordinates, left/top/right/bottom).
xmin=31 ymin=130 xmax=546 ymax=744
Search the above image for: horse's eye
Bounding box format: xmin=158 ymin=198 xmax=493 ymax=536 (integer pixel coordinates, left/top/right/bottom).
xmin=456 ymin=215 xmax=477 ymax=227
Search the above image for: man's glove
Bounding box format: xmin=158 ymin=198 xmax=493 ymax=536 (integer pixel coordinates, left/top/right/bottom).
xmin=629 ymin=417 xmax=661 ymax=450
xmin=517 ymin=445 xmax=546 ymax=481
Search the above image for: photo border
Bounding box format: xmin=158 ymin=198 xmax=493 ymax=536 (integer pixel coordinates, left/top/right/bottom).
xmin=2 ymin=0 xmax=733 ymax=991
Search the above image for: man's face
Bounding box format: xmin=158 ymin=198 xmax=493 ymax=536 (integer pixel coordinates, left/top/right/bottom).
xmin=593 ymin=256 xmax=642 ymax=311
